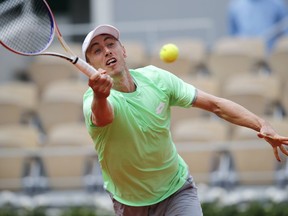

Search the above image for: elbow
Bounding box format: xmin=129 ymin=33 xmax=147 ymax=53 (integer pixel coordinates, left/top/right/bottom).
xmin=211 ymin=104 xmax=223 ymax=118
xmin=92 ymin=114 xmax=114 ymax=127
xmin=210 ymin=97 xmax=227 ymax=118
xmin=95 ymin=120 xmax=113 ymax=127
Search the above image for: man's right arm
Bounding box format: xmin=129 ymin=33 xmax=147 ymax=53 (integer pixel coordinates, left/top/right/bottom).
xmin=89 ymin=71 xmax=114 ymax=127
xmin=91 ymin=96 xmax=114 ymax=127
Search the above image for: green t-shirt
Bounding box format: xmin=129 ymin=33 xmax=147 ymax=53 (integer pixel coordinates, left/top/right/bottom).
xmin=83 ymin=65 xmax=197 ymax=206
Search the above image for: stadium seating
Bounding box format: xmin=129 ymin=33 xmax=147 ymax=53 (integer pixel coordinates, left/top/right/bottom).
xmin=282 ymin=82 xmax=288 ymax=115
xmin=27 ymin=43 xmax=84 ymax=93
xmin=268 ymin=36 xmax=288 ymax=84
xmin=122 ymin=40 xmax=148 ymax=68
xmin=206 ymin=37 xmax=266 ymax=86
xmin=37 ymin=79 xmax=87 ymax=133
xmin=0 ymin=81 xmax=38 ymax=124
xmin=229 ymin=140 xmax=275 ymax=185
xmin=0 ymin=125 xmax=40 ymax=191
xmin=222 ymin=74 xmax=282 ymax=116
xmin=41 ymin=122 xmax=95 ymax=190
xmin=172 ymin=117 xmax=229 ymax=143
xmin=177 ymin=143 xmax=216 ymax=184
xmin=0 ymin=103 xmax=22 ymax=126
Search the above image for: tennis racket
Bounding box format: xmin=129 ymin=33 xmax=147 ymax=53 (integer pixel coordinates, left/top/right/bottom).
xmin=0 ymin=0 xmax=98 ymax=77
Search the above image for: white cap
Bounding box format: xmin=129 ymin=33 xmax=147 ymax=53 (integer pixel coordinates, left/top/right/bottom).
xmin=82 ymin=24 xmax=120 ymax=61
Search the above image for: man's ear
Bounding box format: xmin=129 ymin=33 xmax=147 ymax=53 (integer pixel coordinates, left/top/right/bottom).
xmin=86 ymin=55 xmax=90 ymax=64
xmin=122 ymin=45 xmax=127 ymax=58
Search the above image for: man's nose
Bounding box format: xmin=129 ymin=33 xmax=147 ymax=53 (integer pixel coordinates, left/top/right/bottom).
xmin=104 ymin=47 xmax=112 ymax=56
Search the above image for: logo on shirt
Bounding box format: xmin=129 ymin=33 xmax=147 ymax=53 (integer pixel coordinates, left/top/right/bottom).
xmin=156 ymin=102 xmax=165 ymax=114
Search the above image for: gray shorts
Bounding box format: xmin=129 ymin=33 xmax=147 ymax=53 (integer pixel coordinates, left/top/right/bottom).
xmin=109 ymin=175 xmax=203 ymax=216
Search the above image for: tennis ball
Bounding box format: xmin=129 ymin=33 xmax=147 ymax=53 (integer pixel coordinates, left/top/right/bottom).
xmin=159 ymin=43 xmax=179 ymax=63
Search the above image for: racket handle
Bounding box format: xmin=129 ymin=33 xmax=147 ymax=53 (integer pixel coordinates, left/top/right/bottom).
xmin=74 ymin=57 xmax=99 ymax=77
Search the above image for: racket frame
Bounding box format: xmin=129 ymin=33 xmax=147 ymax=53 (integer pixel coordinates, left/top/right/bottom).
xmin=0 ymin=0 xmax=97 ymax=77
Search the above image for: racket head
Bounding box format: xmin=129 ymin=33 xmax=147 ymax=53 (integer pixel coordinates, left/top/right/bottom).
xmin=0 ymin=0 xmax=55 ymax=56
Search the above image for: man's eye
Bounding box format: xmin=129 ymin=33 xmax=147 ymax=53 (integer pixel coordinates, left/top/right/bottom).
xmin=94 ymin=48 xmax=101 ymax=54
xmin=107 ymin=42 xmax=114 ymax=47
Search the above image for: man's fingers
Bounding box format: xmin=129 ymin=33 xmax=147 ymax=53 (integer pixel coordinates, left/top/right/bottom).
xmin=258 ymin=133 xmax=288 ymax=161
xmin=259 ymin=133 xmax=288 ymax=143
xmin=273 ymin=147 xmax=281 ymax=162
xmin=278 ymin=137 xmax=288 ymax=142
xmin=279 ymin=145 xmax=288 ymax=156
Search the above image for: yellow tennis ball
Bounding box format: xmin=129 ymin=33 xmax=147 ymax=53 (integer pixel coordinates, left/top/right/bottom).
xmin=160 ymin=43 xmax=179 ymax=63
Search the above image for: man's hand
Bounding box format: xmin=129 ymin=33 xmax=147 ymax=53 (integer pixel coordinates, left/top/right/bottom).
xmin=258 ymin=132 xmax=288 ymax=162
xmin=88 ymin=68 xmax=113 ymax=99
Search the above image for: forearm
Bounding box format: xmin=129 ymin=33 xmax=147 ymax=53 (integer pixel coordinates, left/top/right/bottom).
xmin=213 ymin=98 xmax=265 ymax=132
xmin=91 ymin=96 xmax=114 ymax=127
xmin=194 ymin=90 xmax=266 ymax=132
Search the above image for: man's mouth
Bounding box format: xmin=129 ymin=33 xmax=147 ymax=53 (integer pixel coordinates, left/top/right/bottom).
xmin=106 ymin=58 xmax=117 ymax=66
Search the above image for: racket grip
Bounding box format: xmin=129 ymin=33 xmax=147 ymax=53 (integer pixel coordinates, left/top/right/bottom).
xmin=74 ymin=58 xmax=99 ymax=77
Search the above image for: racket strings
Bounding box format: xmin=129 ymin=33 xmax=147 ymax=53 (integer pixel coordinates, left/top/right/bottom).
xmin=0 ymin=0 xmax=53 ymax=54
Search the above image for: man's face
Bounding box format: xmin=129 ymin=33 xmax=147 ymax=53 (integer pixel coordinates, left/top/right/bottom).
xmin=86 ymin=34 xmax=127 ymax=76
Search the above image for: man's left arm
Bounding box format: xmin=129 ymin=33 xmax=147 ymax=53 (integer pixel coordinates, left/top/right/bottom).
xmin=192 ymin=89 xmax=288 ymax=161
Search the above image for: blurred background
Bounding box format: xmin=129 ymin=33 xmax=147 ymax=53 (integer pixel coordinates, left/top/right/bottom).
xmin=1 ymin=0 xmax=288 ymax=215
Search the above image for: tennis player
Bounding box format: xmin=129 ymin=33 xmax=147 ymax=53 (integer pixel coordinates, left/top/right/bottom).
xmin=82 ymin=24 xmax=288 ymax=216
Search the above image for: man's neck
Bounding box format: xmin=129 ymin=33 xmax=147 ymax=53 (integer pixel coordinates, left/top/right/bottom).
xmin=112 ymin=69 xmax=136 ymax=93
